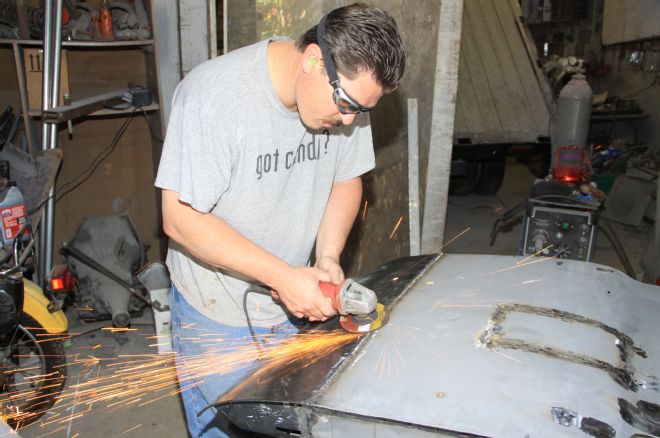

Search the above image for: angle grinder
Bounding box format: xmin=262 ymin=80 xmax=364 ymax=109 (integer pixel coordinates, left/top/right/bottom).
xmin=319 ymin=279 xmax=389 ymax=333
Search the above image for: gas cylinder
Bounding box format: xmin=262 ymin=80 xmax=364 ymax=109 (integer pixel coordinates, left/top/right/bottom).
xmin=551 ymin=74 xmax=593 ymax=179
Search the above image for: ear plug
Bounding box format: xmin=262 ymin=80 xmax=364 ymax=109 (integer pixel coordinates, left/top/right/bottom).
xmin=310 ymin=57 xmax=318 ymax=67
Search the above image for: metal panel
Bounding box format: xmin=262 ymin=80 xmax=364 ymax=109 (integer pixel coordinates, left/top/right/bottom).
xmin=454 ymin=0 xmax=551 ymax=144
xmin=152 ymin=0 xmax=181 ymax=128
xmin=421 ymin=0 xmax=464 ymax=255
xmin=179 ymin=0 xmax=210 ymax=76
xmin=317 ymin=255 xmax=659 ymax=437
xmin=215 ymin=254 xmax=660 ymax=437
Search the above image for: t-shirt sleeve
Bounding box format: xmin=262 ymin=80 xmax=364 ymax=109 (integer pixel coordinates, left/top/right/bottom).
xmin=334 ymin=112 xmax=375 ymax=182
xmin=154 ymin=85 xmax=234 ymax=213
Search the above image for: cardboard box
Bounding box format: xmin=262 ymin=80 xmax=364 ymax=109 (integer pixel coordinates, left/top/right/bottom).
xmin=23 ymin=48 xmax=70 ymax=111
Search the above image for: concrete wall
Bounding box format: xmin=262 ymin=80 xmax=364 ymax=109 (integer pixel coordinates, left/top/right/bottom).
xmin=342 ymin=0 xmax=441 ymax=276
xmin=600 ymin=43 xmax=660 ymax=148
xmin=222 ymin=0 xmax=443 ymax=277
xmin=53 ymin=117 xmax=161 ymax=267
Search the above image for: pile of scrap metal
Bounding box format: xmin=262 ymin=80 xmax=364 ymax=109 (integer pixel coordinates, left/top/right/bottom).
xmin=0 ymin=0 xmax=45 ymax=39
xmin=0 ymin=0 xmax=150 ymax=41
xmin=60 ymin=215 xmax=152 ymax=329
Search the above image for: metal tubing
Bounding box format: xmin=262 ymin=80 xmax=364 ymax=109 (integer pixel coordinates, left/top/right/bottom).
xmin=60 ymin=242 xmax=158 ymax=309
xmin=407 ymin=98 xmax=420 ymax=256
xmin=38 ymin=0 xmax=64 ymax=286
xmin=43 ymin=89 xmax=129 ymax=123
xmin=43 ymin=0 xmax=64 ymax=283
xmin=38 ymin=0 xmax=54 ymax=286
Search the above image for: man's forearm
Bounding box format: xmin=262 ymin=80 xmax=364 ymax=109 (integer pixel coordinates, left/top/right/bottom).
xmin=161 ymin=189 xmax=291 ymax=289
xmin=315 ymin=177 xmax=363 ymax=262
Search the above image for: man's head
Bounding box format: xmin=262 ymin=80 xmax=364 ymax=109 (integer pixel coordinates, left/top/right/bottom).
xmin=295 ymin=3 xmax=406 ymax=128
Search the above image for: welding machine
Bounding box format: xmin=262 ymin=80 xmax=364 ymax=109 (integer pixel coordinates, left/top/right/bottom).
xmin=519 ymin=181 xmax=600 ymax=261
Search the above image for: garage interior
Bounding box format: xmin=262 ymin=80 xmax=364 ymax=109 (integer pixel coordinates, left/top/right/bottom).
xmin=0 ymin=0 xmax=658 ymax=436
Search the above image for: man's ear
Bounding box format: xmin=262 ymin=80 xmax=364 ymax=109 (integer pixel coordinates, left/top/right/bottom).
xmin=302 ymin=44 xmax=323 ymax=73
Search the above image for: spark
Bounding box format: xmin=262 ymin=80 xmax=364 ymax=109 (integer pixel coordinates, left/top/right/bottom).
xmin=493 ymin=350 xmax=524 ymax=365
xmin=389 ymin=216 xmax=404 ymax=239
xmin=2 ymin=328 xmax=358 ymax=433
xmin=516 ymin=244 xmax=553 ymax=264
xmin=440 ymin=227 xmax=471 ymax=251
xmin=521 ymin=279 xmax=542 ymax=285
xmin=481 ymin=255 xmax=556 ymax=276
xmin=101 ymin=328 xmax=138 ymax=333
xmin=361 ymin=200 xmax=368 ymax=221
xmin=375 ymin=333 xmax=403 ymax=379
xmin=116 ymin=424 xmax=142 ymax=436
xmin=401 ymin=329 xmax=443 ymax=360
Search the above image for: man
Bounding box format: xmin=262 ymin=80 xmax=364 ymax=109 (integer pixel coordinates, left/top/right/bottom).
xmin=155 ymin=3 xmax=405 ymax=436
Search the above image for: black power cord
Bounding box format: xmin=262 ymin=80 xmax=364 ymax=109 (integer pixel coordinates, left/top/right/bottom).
xmin=598 ymin=218 xmax=636 ymax=278
xmin=27 ymin=108 xmax=138 ymax=216
xmin=242 ymin=288 xmax=265 ymax=355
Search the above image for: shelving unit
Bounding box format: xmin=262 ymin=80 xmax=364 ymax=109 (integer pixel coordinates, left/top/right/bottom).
xmin=0 ymin=0 xmax=168 ymax=282
xmin=0 ymin=36 xmax=163 ymax=154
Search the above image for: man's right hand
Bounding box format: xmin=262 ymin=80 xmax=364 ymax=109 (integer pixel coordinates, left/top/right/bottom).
xmin=270 ymin=266 xmax=337 ymax=321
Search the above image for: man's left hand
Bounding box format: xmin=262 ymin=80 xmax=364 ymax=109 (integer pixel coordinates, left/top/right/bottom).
xmin=315 ymin=255 xmax=345 ymax=285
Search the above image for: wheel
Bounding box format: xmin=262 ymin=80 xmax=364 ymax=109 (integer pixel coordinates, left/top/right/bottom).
xmin=0 ymin=314 xmax=67 ymax=428
xmin=474 ymin=159 xmax=506 ymax=195
xmin=449 ymin=160 xmax=480 ymax=196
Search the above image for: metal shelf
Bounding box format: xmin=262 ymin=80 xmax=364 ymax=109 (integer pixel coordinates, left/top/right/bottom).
xmin=28 ymin=103 xmax=160 ymax=119
xmin=0 ymin=38 xmax=154 ymax=47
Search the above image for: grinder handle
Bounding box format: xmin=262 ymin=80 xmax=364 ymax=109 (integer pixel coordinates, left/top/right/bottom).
xmin=319 ymin=281 xmax=342 ymax=314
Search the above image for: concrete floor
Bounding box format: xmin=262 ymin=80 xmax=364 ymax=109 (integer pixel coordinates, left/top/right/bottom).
xmin=13 ymin=158 xmax=654 ymax=438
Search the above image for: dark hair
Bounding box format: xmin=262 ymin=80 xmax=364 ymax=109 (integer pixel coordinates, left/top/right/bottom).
xmin=297 ymin=3 xmax=406 ymax=92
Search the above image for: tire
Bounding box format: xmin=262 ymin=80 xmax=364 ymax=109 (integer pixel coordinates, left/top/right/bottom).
xmin=449 ymin=160 xmax=480 ymax=196
xmin=474 ymin=160 xmax=506 ymax=195
xmin=0 ymin=314 xmax=67 ymax=428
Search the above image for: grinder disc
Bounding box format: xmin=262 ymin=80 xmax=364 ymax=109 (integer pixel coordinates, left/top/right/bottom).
xmin=339 ymin=303 xmax=389 ymax=333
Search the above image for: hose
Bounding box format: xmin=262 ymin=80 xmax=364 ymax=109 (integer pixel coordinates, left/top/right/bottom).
xmin=598 ymin=218 xmax=636 ymax=278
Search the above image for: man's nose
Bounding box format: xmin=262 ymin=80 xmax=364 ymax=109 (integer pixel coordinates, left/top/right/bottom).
xmin=338 ymin=112 xmax=357 ymax=125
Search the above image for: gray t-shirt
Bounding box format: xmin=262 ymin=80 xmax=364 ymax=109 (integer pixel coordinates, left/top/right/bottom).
xmin=155 ymin=37 xmax=375 ymax=327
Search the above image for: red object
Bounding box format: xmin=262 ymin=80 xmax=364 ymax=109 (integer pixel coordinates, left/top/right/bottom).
xmin=62 ymin=7 xmax=70 ymax=25
xmin=1 ymin=203 xmax=27 ymax=243
xmin=49 ymin=264 xmax=76 ymax=293
xmin=319 ymin=281 xmax=343 ymax=313
xmin=99 ymin=1 xmax=114 ymax=41
xmin=552 ymin=145 xmax=587 ymax=184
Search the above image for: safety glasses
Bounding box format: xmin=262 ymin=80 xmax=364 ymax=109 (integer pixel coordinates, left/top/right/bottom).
xmin=317 ymin=16 xmax=373 ymax=115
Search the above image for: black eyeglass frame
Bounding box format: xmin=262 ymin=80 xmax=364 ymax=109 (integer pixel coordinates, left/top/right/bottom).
xmin=317 ymin=16 xmax=373 ymax=115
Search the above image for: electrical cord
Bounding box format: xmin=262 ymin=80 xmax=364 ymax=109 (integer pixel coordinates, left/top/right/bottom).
xmin=489 ymin=200 xmax=526 ymax=246
xmin=620 ymin=75 xmax=660 ymax=99
xmin=243 ymin=288 xmax=264 ymax=355
xmin=598 ymin=218 xmax=636 ymax=278
xmin=102 ymin=99 xmax=132 ymax=111
xmin=27 ymin=108 xmax=138 ymax=216
xmin=139 ymin=107 xmax=164 ymax=144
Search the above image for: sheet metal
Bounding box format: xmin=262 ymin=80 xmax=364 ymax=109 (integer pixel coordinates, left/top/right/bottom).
xmin=214 ymin=254 xmax=660 ymax=437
